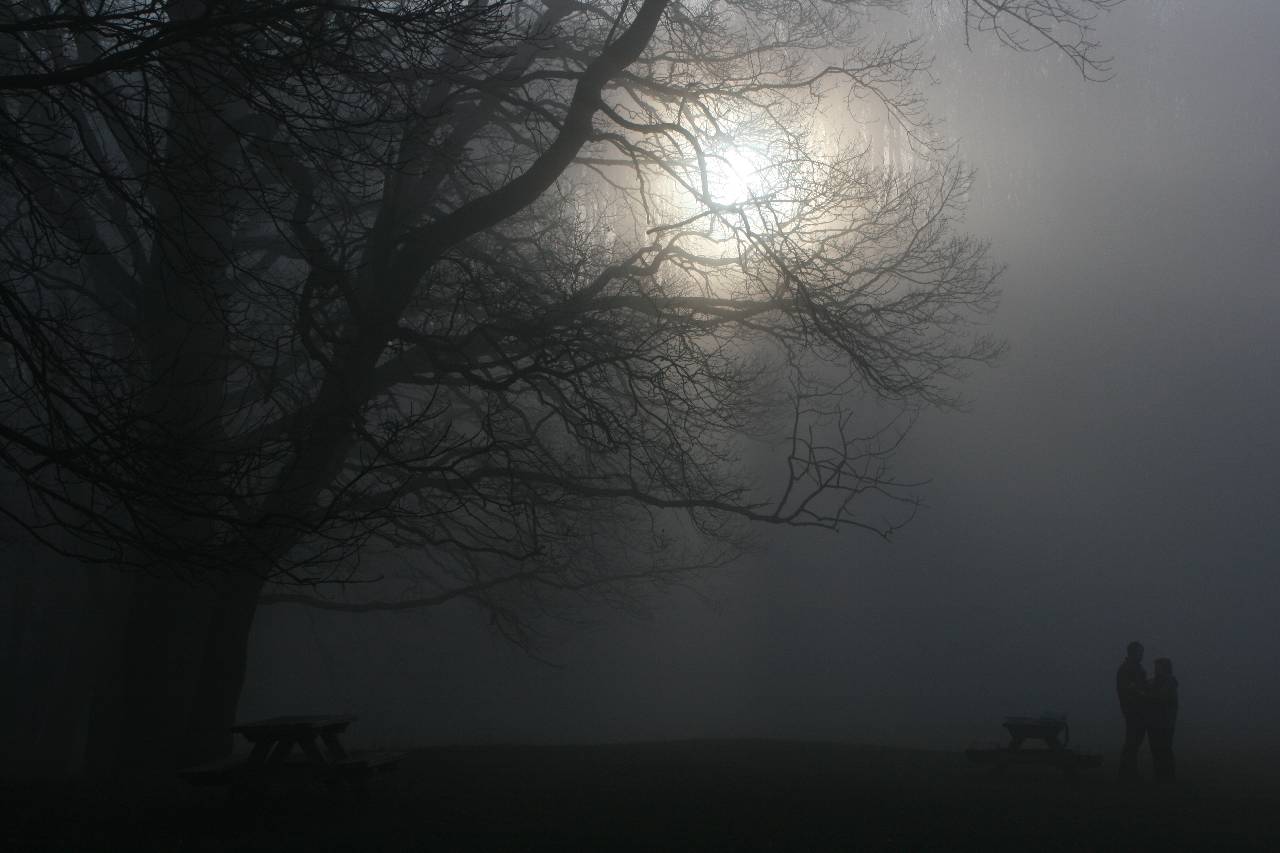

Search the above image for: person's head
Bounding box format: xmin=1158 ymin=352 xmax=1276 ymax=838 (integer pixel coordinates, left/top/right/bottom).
xmin=1126 ymin=641 xmax=1144 ymax=661
xmin=1154 ymin=657 xmax=1173 ymax=677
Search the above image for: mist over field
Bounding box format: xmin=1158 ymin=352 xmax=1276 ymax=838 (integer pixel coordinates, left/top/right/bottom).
xmin=233 ymin=0 xmax=1280 ymax=763
xmin=6 ymin=3 xmax=1280 ymax=851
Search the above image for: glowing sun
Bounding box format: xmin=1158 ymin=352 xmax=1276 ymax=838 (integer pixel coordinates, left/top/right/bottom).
xmin=703 ymin=143 xmax=774 ymax=206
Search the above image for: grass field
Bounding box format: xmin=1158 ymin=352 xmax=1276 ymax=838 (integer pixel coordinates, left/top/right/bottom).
xmin=5 ymin=741 xmax=1280 ymax=851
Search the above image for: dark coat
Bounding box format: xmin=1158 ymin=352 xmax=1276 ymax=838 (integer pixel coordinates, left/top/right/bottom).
xmin=1116 ymin=658 xmax=1147 ymax=715
xmin=1145 ymin=674 xmax=1179 ymax=731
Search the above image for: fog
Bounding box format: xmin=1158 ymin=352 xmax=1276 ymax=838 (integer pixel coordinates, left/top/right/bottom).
xmin=233 ymin=0 xmax=1278 ymax=759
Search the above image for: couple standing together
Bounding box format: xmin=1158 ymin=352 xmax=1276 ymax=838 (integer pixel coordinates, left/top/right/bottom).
xmin=1116 ymin=640 xmax=1179 ymax=781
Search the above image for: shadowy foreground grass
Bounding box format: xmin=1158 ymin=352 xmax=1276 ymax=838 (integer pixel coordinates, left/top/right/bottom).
xmin=4 ymin=741 xmax=1280 ymax=851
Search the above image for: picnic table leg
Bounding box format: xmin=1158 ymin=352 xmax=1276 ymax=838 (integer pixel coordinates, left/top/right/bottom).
xmin=298 ymin=735 xmax=329 ymax=767
xmin=266 ymin=737 xmax=296 ymax=764
xmin=321 ymin=730 xmax=349 ymax=761
xmin=247 ymin=740 xmax=273 ymax=765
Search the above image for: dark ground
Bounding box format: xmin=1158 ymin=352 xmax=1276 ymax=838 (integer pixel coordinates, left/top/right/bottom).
xmin=4 ymin=741 xmax=1280 ymax=851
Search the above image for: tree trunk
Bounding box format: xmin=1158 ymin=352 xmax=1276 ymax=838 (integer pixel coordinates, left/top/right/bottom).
xmin=83 ymin=570 xmax=131 ymax=778
xmin=86 ymin=569 xmax=263 ymax=777
xmin=181 ymin=571 xmax=264 ymax=767
xmin=80 ymin=0 xmax=259 ymax=779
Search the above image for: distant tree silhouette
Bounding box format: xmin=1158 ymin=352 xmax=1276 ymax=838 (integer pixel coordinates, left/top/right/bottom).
xmin=0 ymin=0 xmax=1119 ymax=773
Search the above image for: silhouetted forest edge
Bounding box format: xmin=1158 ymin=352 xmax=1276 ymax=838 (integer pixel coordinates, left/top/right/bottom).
xmin=4 ymin=740 xmax=1280 ymax=851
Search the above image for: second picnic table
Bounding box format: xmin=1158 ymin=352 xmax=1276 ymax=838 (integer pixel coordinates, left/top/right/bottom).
xmin=966 ymin=716 xmax=1102 ymax=779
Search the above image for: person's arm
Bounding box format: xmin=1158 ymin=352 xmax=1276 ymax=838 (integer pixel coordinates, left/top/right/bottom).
xmin=1120 ymin=667 xmax=1149 ymax=702
xmin=1147 ymin=678 xmax=1173 ymax=703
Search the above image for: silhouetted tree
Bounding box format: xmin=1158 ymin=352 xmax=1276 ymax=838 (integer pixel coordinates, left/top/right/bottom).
xmin=0 ymin=0 xmax=1118 ymax=773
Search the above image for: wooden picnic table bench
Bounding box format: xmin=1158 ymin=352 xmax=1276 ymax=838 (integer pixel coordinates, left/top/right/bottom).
xmin=966 ymin=716 xmax=1102 ymax=779
xmin=179 ymin=714 xmax=403 ymax=792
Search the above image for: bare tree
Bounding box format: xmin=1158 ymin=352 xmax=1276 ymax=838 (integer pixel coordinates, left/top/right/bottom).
xmin=0 ymin=0 xmax=1118 ymax=773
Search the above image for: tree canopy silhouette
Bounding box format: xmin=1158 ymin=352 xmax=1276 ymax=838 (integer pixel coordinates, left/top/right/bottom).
xmin=0 ymin=0 xmax=1118 ymax=772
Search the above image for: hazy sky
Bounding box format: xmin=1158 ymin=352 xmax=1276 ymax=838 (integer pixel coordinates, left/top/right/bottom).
xmin=244 ymin=0 xmax=1280 ymax=757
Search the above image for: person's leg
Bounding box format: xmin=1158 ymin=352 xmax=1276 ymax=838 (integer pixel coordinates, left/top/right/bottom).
xmin=1120 ymin=712 xmax=1146 ymax=780
xmin=1150 ymin=727 xmax=1175 ymax=781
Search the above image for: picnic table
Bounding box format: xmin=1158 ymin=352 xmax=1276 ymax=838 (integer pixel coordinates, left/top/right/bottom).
xmin=179 ymin=714 xmax=402 ymax=791
xmin=235 ymin=714 xmax=356 ymax=767
xmin=966 ymin=716 xmax=1102 ymax=779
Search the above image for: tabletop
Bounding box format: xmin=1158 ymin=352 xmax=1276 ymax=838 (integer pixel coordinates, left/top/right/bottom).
xmin=230 ymin=715 xmax=356 ymax=741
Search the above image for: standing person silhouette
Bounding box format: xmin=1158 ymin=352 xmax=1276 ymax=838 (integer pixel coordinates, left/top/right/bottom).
xmin=1146 ymin=657 xmax=1179 ymax=782
xmin=1116 ymin=641 xmax=1147 ymax=781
